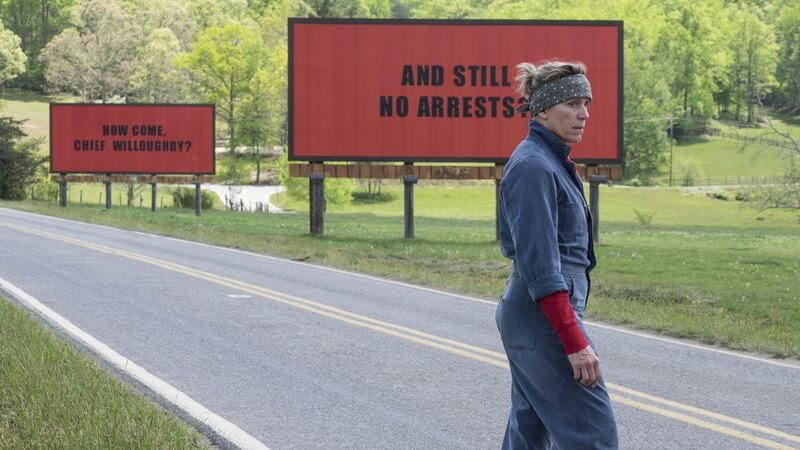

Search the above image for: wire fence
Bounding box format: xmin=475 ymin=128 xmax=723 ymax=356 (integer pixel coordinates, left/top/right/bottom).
xmin=714 ymin=130 xmax=798 ymax=150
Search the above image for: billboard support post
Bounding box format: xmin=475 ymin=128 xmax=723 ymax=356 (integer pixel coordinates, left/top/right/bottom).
xmin=403 ymin=172 xmax=418 ymax=240
xmin=309 ymin=168 xmax=325 ymax=236
xmin=103 ymin=175 xmax=111 ymax=209
xmin=150 ymin=175 xmax=157 ymax=212
xmin=589 ymin=174 xmax=606 ymax=243
xmin=58 ymin=174 xmax=67 ymax=207
xmin=194 ymin=177 xmax=202 ymax=216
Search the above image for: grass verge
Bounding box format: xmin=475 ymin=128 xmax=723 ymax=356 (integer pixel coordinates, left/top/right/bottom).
xmin=2 ymin=190 xmax=798 ymax=359
xmin=0 ymin=295 xmax=210 ymax=449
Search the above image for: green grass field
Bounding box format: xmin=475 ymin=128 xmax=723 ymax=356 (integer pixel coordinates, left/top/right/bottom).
xmin=1 ymin=88 xmax=74 ymax=148
xmin=3 ymin=183 xmax=798 ymax=358
xmin=666 ymin=139 xmax=790 ymax=181
xmin=275 ymin=182 xmax=794 ymax=228
xmin=0 ymin=296 xmax=209 ymax=449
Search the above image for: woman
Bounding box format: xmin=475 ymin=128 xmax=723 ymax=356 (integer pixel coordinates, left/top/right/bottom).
xmin=496 ymin=60 xmax=619 ymax=449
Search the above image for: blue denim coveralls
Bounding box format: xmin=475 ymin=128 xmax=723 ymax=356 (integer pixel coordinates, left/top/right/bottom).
xmin=496 ymin=121 xmax=618 ymax=449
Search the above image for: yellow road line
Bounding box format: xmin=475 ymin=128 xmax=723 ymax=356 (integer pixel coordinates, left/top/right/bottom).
xmin=610 ymin=395 xmax=796 ymax=450
xmin=609 ymin=384 xmax=800 ymax=444
xmin=3 ymin=220 xmax=798 ymax=449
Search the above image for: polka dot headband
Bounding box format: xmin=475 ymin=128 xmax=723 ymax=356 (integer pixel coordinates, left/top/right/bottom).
xmin=517 ymin=74 xmax=592 ymax=114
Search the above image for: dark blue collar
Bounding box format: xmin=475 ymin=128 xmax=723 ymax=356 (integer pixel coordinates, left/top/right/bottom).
xmin=528 ymin=120 xmax=572 ymax=161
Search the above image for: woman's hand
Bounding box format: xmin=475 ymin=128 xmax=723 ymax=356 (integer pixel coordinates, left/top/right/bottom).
xmin=567 ymin=345 xmax=601 ymax=388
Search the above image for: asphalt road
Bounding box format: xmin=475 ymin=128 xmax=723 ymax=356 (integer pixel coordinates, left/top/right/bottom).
xmin=0 ymin=207 xmax=798 ymax=450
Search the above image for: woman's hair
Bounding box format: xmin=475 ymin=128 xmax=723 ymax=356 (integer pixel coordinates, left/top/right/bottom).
xmin=515 ymin=61 xmax=587 ymax=102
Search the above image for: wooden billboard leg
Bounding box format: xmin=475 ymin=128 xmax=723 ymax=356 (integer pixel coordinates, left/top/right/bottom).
xmin=104 ymin=175 xmax=112 ymax=209
xmin=150 ymin=175 xmax=157 ymax=212
xmin=403 ymin=175 xmax=418 ymax=239
xmin=151 ymin=182 xmax=157 ymax=212
xmin=194 ymin=180 xmax=202 ymax=216
xmin=309 ymin=172 xmax=325 ymax=236
xmin=58 ymin=174 xmax=67 ymax=207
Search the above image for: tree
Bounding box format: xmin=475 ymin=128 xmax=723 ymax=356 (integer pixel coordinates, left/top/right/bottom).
xmin=184 ymin=0 xmax=248 ymax=31
xmin=0 ymin=0 xmax=76 ymax=90
xmin=485 ymin=0 xmax=673 ymax=182
xmin=177 ymin=21 xmax=266 ymax=143
xmin=0 ymin=117 xmax=45 ymax=200
xmin=405 ymin=0 xmax=484 ymax=18
xmin=0 ymin=24 xmax=27 ymax=90
xmin=772 ymin=0 xmax=800 ymax=113
xmin=40 ymin=0 xmax=142 ymax=102
xmin=237 ymin=69 xmax=272 ymax=184
xmin=727 ymin=4 xmax=778 ymax=122
xmin=128 ymin=28 xmax=191 ymax=102
xmin=657 ymin=0 xmax=726 ymax=118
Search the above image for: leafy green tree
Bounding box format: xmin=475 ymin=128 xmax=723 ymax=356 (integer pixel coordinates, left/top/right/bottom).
xmin=0 ymin=23 xmax=27 ymax=90
xmin=124 ymin=0 xmax=197 ymax=49
xmin=40 ymin=0 xmax=142 ymax=102
xmin=128 ymin=28 xmax=191 ymax=102
xmin=185 ymin=0 xmax=248 ymax=30
xmin=657 ymin=0 xmax=726 ymax=117
xmin=727 ymin=4 xmax=778 ymax=122
xmin=772 ymin=0 xmax=800 ymax=113
xmin=177 ymin=21 xmax=266 ymax=143
xmin=485 ymin=0 xmax=673 ymax=182
xmin=237 ymin=69 xmax=273 ymax=183
xmin=0 ymin=0 xmax=76 ymax=90
xmin=0 ymin=117 xmax=45 ymax=200
xmin=608 ymin=0 xmax=671 ymax=182
xmin=405 ymin=0 xmax=485 ymax=18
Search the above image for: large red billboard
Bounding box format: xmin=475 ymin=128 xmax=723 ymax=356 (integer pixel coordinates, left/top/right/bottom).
xmin=289 ymin=19 xmax=622 ymax=163
xmin=50 ymin=104 xmax=215 ymax=174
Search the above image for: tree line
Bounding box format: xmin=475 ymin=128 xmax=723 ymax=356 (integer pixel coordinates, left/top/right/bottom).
xmin=1 ymin=0 xmax=798 ymax=184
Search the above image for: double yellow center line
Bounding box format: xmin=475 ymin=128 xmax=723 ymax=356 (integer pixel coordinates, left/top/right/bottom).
xmin=2 ymin=220 xmax=797 ymax=449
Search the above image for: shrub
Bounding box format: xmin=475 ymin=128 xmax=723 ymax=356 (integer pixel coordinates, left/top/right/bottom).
xmin=707 ymin=189 xmax=731 ymax=201
xmin=0 ymin=117 xmax=45 ymax=200
xmin=217 ymin=155 xmax=251 ymax=184
xmin=676 ymin=163 xmax=704 ymax=187
xmin=633 ymin=208 xmax=655 ymax=225
xmin=171 ymin=187 xmax=214 ymax=210
xmin=624 ymin=177 xmax=643 ymax=187
xmin=276 ymin=150 xmax=352 ymax=206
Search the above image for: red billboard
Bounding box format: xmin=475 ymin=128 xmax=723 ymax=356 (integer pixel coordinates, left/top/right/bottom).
xmin=289 ymin=19 xmax=622 ymax=163
xmin=50 ymin=104 xmax=215 ymax=174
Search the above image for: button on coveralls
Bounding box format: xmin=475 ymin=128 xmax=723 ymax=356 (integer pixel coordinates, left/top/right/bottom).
xmin=496 ymin=121 xmax=618 ymax=449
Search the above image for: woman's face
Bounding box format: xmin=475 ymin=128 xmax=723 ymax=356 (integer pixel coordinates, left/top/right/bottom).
xmin=536 ymin=97 xmax=591 ymax=144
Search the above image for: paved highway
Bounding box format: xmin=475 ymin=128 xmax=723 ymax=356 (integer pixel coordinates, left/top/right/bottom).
xmin=0 ymin=207 xmax=797 ymax=449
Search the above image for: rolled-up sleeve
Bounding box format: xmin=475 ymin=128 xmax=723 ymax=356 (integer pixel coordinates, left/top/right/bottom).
xmin=500 ymin=156 xmax=566 ymax=300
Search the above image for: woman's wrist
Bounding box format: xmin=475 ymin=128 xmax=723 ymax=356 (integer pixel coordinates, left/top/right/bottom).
xmin=537 ymin=290 xmax=589 ymax=354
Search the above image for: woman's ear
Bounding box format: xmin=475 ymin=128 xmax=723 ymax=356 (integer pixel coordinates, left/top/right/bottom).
xmin=535 ymin=109 xmax=548 ymax=121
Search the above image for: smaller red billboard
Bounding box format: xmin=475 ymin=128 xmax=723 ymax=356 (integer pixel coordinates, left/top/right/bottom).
xmin=50 ymin=104 xmax=215 ymax=174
